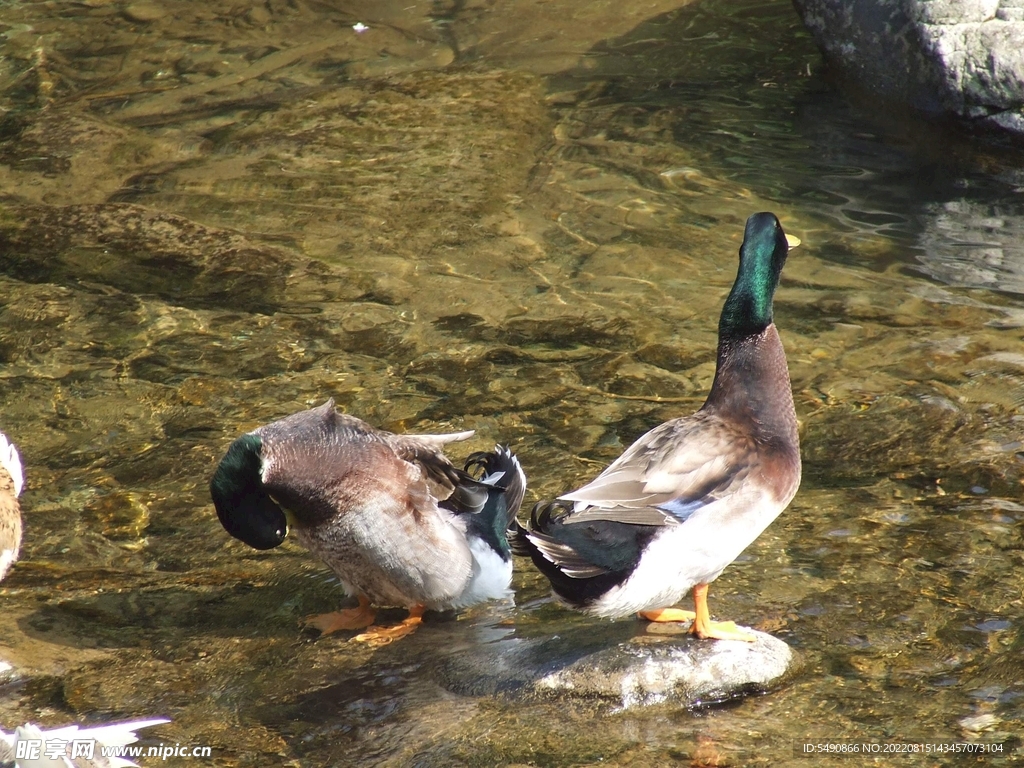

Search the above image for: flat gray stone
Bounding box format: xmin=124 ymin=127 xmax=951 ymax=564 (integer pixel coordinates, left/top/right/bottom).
xmin=535 ymin=631 xmax=794 ymax=708
xmin=435 ymin=622 xmax=796 ymax=710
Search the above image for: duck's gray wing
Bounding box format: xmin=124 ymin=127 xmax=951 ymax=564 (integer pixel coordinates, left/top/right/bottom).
xmin=557 ymin=412 xmax=756 ymax=527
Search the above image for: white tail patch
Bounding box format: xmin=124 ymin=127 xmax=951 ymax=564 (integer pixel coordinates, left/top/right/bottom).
xmin=451 ymin=537 xmax=513 ymax=609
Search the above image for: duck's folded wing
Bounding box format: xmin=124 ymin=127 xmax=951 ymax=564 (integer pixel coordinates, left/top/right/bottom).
xmin=558 ymin=413 xmax=756 ymax=526
xmin=388 ymin=430 xmax=481 ymax=507
xmin=521 ymin=500 xmax=660 ymax=577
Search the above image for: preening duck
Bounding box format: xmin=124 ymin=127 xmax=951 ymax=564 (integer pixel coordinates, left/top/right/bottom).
xmin=514 ymin=212 xmax=801 ymax=641
xmin=210 ymin=400 xmax=526 ymax=644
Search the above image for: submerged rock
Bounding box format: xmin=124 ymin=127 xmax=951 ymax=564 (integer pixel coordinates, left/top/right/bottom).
xmin=436 ymin=622 xmax=795 ymax=709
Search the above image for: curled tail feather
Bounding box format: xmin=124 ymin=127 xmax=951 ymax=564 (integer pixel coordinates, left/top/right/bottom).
xmin=464 ymin=446 xmax=527 ymax=539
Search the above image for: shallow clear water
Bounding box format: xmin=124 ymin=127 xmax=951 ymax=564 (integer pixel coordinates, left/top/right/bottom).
xmin=1 ymin=0 xmax=1023 ymax=765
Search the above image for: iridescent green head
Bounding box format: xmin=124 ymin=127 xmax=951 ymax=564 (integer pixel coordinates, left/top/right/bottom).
xmin=209 ymin=433 xmax=287 ymax=550
xmin=719 ymin=212 xmax=790 ymax=338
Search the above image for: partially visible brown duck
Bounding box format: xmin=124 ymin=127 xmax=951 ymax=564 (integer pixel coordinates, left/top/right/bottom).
xmin=513 ymin=212 xmax=801 ymax=642
xmin=210 ymin=400 xmax=526 ymax=644
xmin=0 ymin=430 xmax=22 ymax=583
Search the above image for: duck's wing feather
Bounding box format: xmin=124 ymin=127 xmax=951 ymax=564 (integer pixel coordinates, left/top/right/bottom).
xmin=517 ymin=500 xmax=661 ymax=579
xmin=386 ymin=429 xmax=480 ymax=507
xmin=557 ymin=412 xmax=756 ymax=527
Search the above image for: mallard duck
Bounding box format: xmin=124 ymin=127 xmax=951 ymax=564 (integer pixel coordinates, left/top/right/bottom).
xmin=210 ymin=400 xmax=526 ymax=644
xmin=0 ymin=430 xmax=23 ymax=583
xmin=0 ymin=718 xmax=169 ymax=768
xmin=514 ymin=212 xmax=801 ymax=641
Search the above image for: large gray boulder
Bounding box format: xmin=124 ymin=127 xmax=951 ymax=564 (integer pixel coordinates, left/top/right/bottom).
xmin=793 ymin=0 xmax=1024 ymax=133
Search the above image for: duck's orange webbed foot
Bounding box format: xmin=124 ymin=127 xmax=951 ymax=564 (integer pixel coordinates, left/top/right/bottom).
xmin=690 ymin=618 xmax=757 ymax=642
xmin=689 ymin=583 xmax=756 ymax=642
xmin=303 ymin=595 xmax=376 ymax=636
xmin=352 ymin=605 xmax=425 ymax=646
xmin=638 ymin=608 xmax=697 ymax=623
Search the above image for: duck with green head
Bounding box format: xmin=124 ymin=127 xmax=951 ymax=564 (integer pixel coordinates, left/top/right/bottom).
xmin=210 ymin=400 xmax=526 ymax=644
xmin=514 ymin=212 xmax=801 ymax=641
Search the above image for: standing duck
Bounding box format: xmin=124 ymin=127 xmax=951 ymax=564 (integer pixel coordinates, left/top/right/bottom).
xmin=514 ymin=212 xmax=801 ymax=641
xmin=0 ymin=430 xmax=23 ymax=583
xmin=210 ymin=400 xmax=526 ymax=644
